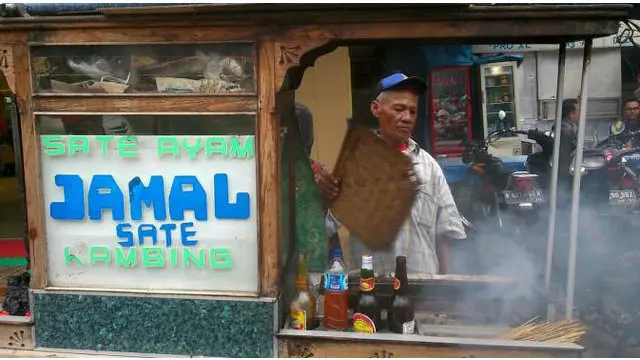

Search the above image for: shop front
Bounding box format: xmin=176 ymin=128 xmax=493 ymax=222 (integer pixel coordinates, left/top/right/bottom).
xmin=0 ymin=3 xmax=632 ymax=357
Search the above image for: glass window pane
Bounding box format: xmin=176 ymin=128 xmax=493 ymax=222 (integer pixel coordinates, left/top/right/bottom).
xmin=37 ymin=114 xmax=255 ymax=136
xmin=31 ymin=44 xmax=255 ymax=95
xmin=36 ymin=114 xmax=258 ymax=294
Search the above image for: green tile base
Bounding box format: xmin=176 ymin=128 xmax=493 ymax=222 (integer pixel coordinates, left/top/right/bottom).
xmin=33 ymin=292 xmax=276 ymax=357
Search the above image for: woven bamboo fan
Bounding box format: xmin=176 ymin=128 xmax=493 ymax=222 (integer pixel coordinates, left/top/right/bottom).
xmin=331 ymin=125 xmax=419 ymax=251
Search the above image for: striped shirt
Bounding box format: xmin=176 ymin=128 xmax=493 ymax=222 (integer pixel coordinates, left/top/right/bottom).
xmin=326 ymin=138 xmax=466 ymax=276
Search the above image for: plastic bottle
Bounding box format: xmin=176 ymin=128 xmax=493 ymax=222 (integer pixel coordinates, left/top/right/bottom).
xmin=323 ymin=248 xmax=349 ymax=330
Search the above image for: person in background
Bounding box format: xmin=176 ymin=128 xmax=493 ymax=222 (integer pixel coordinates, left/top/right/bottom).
xmin=294 ymin=102 xmax=341 ymax=253
xmin=553 ymin=98 xmax=579 ymax=192
xmin=610 ymin=98 xmax=640 ymax=137
xmin=317 ymin=72 xmax=466 ymax=276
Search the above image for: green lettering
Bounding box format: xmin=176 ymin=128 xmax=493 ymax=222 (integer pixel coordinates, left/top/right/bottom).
xmin=64 ymin=247 xmax=84 ymax=266
xmin=118 ymin=136 xmax=138 ymax=157
xmin=95 ymin=135 xmax=114 ymax=155
xmin=68 ymin=135 xmax=90 ymax=156
xmin=157 ymin=136 xmax=179 ymax=157
xmin=142 ymin=247 xmax=165 ymax=267
xmin=169 ymin=248 xmax=178 ymax=267
xmin=210 ymin=248 xmax=232 ymax=269
xmin=115 ymin=247 xmax=137 ymax=267
xmin=183 ymin=248 xmax=206 ymax=268
xmin=182 ymin=138 xmax=202 ymax=160
xmin=230 ymin=136 xmax=254 ymax=159
xmin=205 ymin=136 xmax=227 ymax=158
xmin=42 ymin=135 xmax=66 ymax=156
xmin=89 ymin=246 xmax=111 ymax=265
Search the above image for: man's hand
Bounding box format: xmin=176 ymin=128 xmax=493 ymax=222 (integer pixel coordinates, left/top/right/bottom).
xmin=318 ymin=172 xmax=341 ymax=205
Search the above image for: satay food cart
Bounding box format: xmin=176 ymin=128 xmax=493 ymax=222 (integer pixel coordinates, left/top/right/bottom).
xmin=0 ymin=3 xmax=631 ymax=357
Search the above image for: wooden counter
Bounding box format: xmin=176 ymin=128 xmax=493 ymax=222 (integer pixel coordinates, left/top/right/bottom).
xmin=277 ymin=328 xmax=584 ymax=358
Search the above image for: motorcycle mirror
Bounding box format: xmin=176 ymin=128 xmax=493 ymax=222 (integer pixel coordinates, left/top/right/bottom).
xmin=497 ymin=110 xmax=506 ymax=121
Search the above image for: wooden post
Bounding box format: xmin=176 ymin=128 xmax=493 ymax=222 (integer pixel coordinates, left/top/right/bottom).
xmin=13 ymin=44 xmax=47 ymax=289
xmin=258 ymin=39 xmax=280 ymax=297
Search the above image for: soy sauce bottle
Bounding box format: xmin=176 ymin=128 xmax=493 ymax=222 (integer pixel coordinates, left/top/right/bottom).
xmin=352 ymin=254 xmax=381 ymax=333
xmin=388 ymin=256 xmax=415 ymax=334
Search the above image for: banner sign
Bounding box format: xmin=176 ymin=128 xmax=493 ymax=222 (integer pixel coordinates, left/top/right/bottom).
xmin=40 ymin=135 xmax=258 ymax=293
xmin=473 ymin=26 xmax=640 ymax=53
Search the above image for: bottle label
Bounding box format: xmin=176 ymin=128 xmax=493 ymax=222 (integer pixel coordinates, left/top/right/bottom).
xmin=290 ymin=309 xmax=307 ymax=330
xmin=360 ymin=277 xmax=375 ymax=292
xmin=295 ymin=278 xmax=308 ymax=289
xmin=402 ymin=320 xmax=416 ymax=334
xmin=353 ymin=313 xmax=376 ymax=333
xmin=392 ymin=277 xmax=401 ymax=290
xmin=324 ymin=273 xmax=348 ymax=291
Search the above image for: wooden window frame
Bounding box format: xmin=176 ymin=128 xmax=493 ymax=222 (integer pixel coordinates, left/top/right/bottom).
xmin=10 ymin=29 xmax=281 ymax=299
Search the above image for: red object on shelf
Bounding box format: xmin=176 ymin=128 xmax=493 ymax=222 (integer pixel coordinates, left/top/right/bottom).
xmin=0 ymin=239 xmax=28 ymax=258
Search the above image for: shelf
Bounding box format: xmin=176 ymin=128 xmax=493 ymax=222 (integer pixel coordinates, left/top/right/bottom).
xmin=485 ymin=85 xmax=513 ymax=89
xmin=487 ymin=102 xmax=513 ymax=105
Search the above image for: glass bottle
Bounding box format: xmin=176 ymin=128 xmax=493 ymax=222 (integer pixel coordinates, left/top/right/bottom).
xmin=353 ymin=254 xmax=381 ymax=333
xmin=290 ymin=254 xmax=318 ymax=330
xmin=388 ymin=256 xmax=416 ymax=334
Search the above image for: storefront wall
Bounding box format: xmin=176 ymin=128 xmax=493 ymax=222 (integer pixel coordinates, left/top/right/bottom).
xmin=473 ymin=35 xmax=625 ymax=141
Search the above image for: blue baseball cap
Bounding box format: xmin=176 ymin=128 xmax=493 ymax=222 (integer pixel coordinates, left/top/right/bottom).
xmin=373 ymin=72 xmax=427 ymax=98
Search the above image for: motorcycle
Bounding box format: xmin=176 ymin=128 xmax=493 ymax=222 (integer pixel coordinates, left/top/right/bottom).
xmin=570 ymin=127 xmax=640 ymax=213
xmin=519 ymin=128 xmax=555 ymax=190
xmin=452 ymin=113 xmax=544 ymax=235
xmin=451 ymin=113 xmax=546 ymax=275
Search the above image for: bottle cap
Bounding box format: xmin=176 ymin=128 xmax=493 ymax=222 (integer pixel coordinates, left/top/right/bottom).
xmin=396 ymin=256 xmax=407 ymax=263
xmin=329 ymin=248 xmax=343 ymax=260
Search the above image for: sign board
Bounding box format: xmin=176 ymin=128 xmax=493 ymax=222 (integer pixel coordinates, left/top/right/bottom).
xmin=40 ymin=135 xmax=258 ymax=293
xmin=473 ymin=22 xmax=640 ymax=53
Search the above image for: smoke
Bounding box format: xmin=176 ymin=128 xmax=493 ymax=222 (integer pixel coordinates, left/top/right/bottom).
xmin=448 ymin=210 xmax=545 ymax=326
xmin=447 ymin=184 xmax=640 ymax=351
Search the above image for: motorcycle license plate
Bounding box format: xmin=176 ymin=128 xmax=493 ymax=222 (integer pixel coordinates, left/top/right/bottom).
xmin=503 ymin=189 xmax=544 ymax=205
xmin=609 ymin=189 xmax=637 ymax=206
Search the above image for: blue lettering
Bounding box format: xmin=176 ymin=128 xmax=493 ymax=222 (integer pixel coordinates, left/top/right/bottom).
xmin=88 ymin=175 xmax=124 ymax=221
xmin=50 ymin=174 xmax=85 ymax=220
xmin=168 ymin=176 xmax=207 ymax=221
xmin=116 ymin=223 xmax=134 ymax=247
xmin=180 ymin=222 xmax=198 ymax=246
xmin=214 ymin=174 xmax=250 ymax=219
xmin=114 ymin=222 xmax=196 ymax=248
xmin=50 ymin=174 xmax=252 ymax=222
xmin=137 ymin=224 xmax=157 ymax=246
xmin=159 ymin=223 xmax=177 ymax=247
xmin=129 ymin=176 xmax=166 ymax=221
